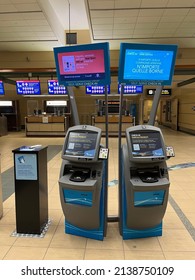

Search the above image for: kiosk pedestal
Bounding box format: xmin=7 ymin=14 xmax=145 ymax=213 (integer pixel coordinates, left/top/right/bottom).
xmin=12 ymin=146 xmax=48 ymax=234
xmin=0 ymin=154 xmax=3 ymax=219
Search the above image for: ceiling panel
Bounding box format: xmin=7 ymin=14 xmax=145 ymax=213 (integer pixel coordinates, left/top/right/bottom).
xmin=86 ymin=0 xmax=195 ymax=48
xmin=166 ymin=0 xmax=195 ymax=7
xmin=1 ymin=0 xmax=195 ymax=52
xmin=88 ymin=0 xmax=114 ymax=9
xmin=115 ymin=0 xmax=141 ymax=9
xmin=140 ymin=0 xmax=169 ymax=8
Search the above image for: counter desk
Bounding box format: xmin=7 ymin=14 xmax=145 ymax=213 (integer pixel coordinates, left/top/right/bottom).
xmin=25 ymin=115 xmax=70 ymax=136
xmin=92 ymin=115 xmax=134 ymax=136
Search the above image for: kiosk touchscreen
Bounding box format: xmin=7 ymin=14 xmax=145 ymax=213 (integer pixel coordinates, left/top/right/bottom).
xmin=120 ymin=125 xmax=170 ymax=239
xmin=59 ymin=125 xmax=108 ymax=240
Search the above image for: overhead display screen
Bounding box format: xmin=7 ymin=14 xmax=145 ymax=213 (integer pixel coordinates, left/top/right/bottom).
xmin=16 ymin=80 xmax=41 ymax=95
xmin=130 ymin=131 xmax=164 ymax=157
xmin=118 ymin=43 xmax=177 ymax=86
xmin=0 ymin=81 xmax=5 ymax=95
xmin=53 ymin=42 xmax=111 ymax=87
xmin=48 ymin=79 xmax=67 ymax=94
xmin=86 ymin=85 xmax=110 ymax=94
xmin=118 ymin=84 xmax=143 ymax=94
xmin=64 ymin=131 xmax=98 ymax=159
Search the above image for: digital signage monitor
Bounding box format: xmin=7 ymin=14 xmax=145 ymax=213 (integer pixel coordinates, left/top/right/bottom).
xmin=118 ymin=43 xmax=177 ymax=86
xmin=53 ymin=42 xmax=111 ymax=87
xmin=0 ymin=81 xmax=5 ymax=95
xmin=48 ymin=79 xmax=67 ymax=94
xmin=16 ymin=80 xmax=41 ymax=95
xmin=86 ymin=85 xmax=110 ymax=94
xmin=118 ymin=84 xmax=143 ymax=94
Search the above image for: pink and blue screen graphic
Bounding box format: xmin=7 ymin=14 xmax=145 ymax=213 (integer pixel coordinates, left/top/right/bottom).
xmin=54 ymin=42 xmax=111 ymax=86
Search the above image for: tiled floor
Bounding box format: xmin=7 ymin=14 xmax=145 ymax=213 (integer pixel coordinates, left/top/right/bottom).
xmin=0 ymin=127 xmax=195 ymax=260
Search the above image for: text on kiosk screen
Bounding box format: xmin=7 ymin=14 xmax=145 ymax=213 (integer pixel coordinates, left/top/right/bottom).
xmin=130 ymin=132 xmax=164 ymax=157
xmin=65 ymin=132 xmax=98 ymax=158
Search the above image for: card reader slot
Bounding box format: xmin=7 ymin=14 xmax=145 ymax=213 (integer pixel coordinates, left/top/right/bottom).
xmin=63 ymin=165 xmax=91 ymax=182
xmin=130 ymin=167 xmax=160 ymax=183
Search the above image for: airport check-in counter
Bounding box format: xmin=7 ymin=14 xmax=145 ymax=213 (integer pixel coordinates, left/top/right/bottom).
xmin=59 ymin=125 xmax=108 ymax=240
xmin=120 ymin=125 xmax=174 ymax=239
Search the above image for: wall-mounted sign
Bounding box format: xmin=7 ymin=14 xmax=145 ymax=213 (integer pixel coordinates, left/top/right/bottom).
xmin=147 ymin=89 xmax=172 ymax=96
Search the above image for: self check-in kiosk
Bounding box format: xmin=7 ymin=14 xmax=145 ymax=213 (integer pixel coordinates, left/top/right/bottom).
xmin=119 ymin=125 xmax=170 ymax=239
xmin=118 ymin=42 xmax=177 ymax=239
xmin=59 ymin=125 xmax=108 ymax=240
xmin=54 ymin=42 xmax=111 ymax=240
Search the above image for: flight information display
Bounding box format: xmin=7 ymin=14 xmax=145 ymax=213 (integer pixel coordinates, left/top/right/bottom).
xmin=118 ymin=84 xmax=143 ymax=94
xmin=86 ymin=85 xmax=110 ymax=94
xmin=130 ymin=131 xmax=164 ymax=157
xmin=16 ymin=80 xmax=41 ymax=95
xmin=64 ymin=131 xmax=98 ymax=158
xmin=48 ymin=80 xmax=67 ymax=94
xmin=54 ymin=42 xmax=111 ymax=86
xmin=118 ymin=43 xmax=177 ymax=86
xmin=0 ymin=81 xmax=5 ymax=95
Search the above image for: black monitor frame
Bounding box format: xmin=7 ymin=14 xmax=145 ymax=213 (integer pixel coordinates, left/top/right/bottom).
xmin=62 ymin=125 xmax=102 ymax=162
xmin=126 ymin=125 xmax=167 ymax=163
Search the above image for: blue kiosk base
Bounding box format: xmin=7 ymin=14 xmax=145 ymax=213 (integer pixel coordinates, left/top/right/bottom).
xmin=65 ymin=220 xmax=104 ymax=241
xmin=122 ymin=222 xmax=162 ymax=240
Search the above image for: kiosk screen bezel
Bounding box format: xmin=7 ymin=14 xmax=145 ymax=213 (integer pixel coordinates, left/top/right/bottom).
xmin=127 ymin=129 xmax=166 ymax=162
xmin=62 ymin=127 xmax=101 ymax=162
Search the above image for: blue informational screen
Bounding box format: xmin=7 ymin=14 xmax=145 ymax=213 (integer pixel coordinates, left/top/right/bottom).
xmin=118 ymin=43 xmax=177 ymax=86
xmin=16 ymin=80 xmax=41 ymax=95
xmin=0 ymin=81 xmax=5 ymax=95
xmin=48 ymin=79 xmax=67 ymax=94
xmin=118 ymin=84 xmax=143 ymax=94
xmin=86 ymin=85 xmax=110 ymax=94
xmin=53 ymin=42 xmax=111 ymax=87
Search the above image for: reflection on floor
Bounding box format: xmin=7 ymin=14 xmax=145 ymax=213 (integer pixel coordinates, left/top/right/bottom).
xmin=0 ymin=128 xmax=195 ymax=260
